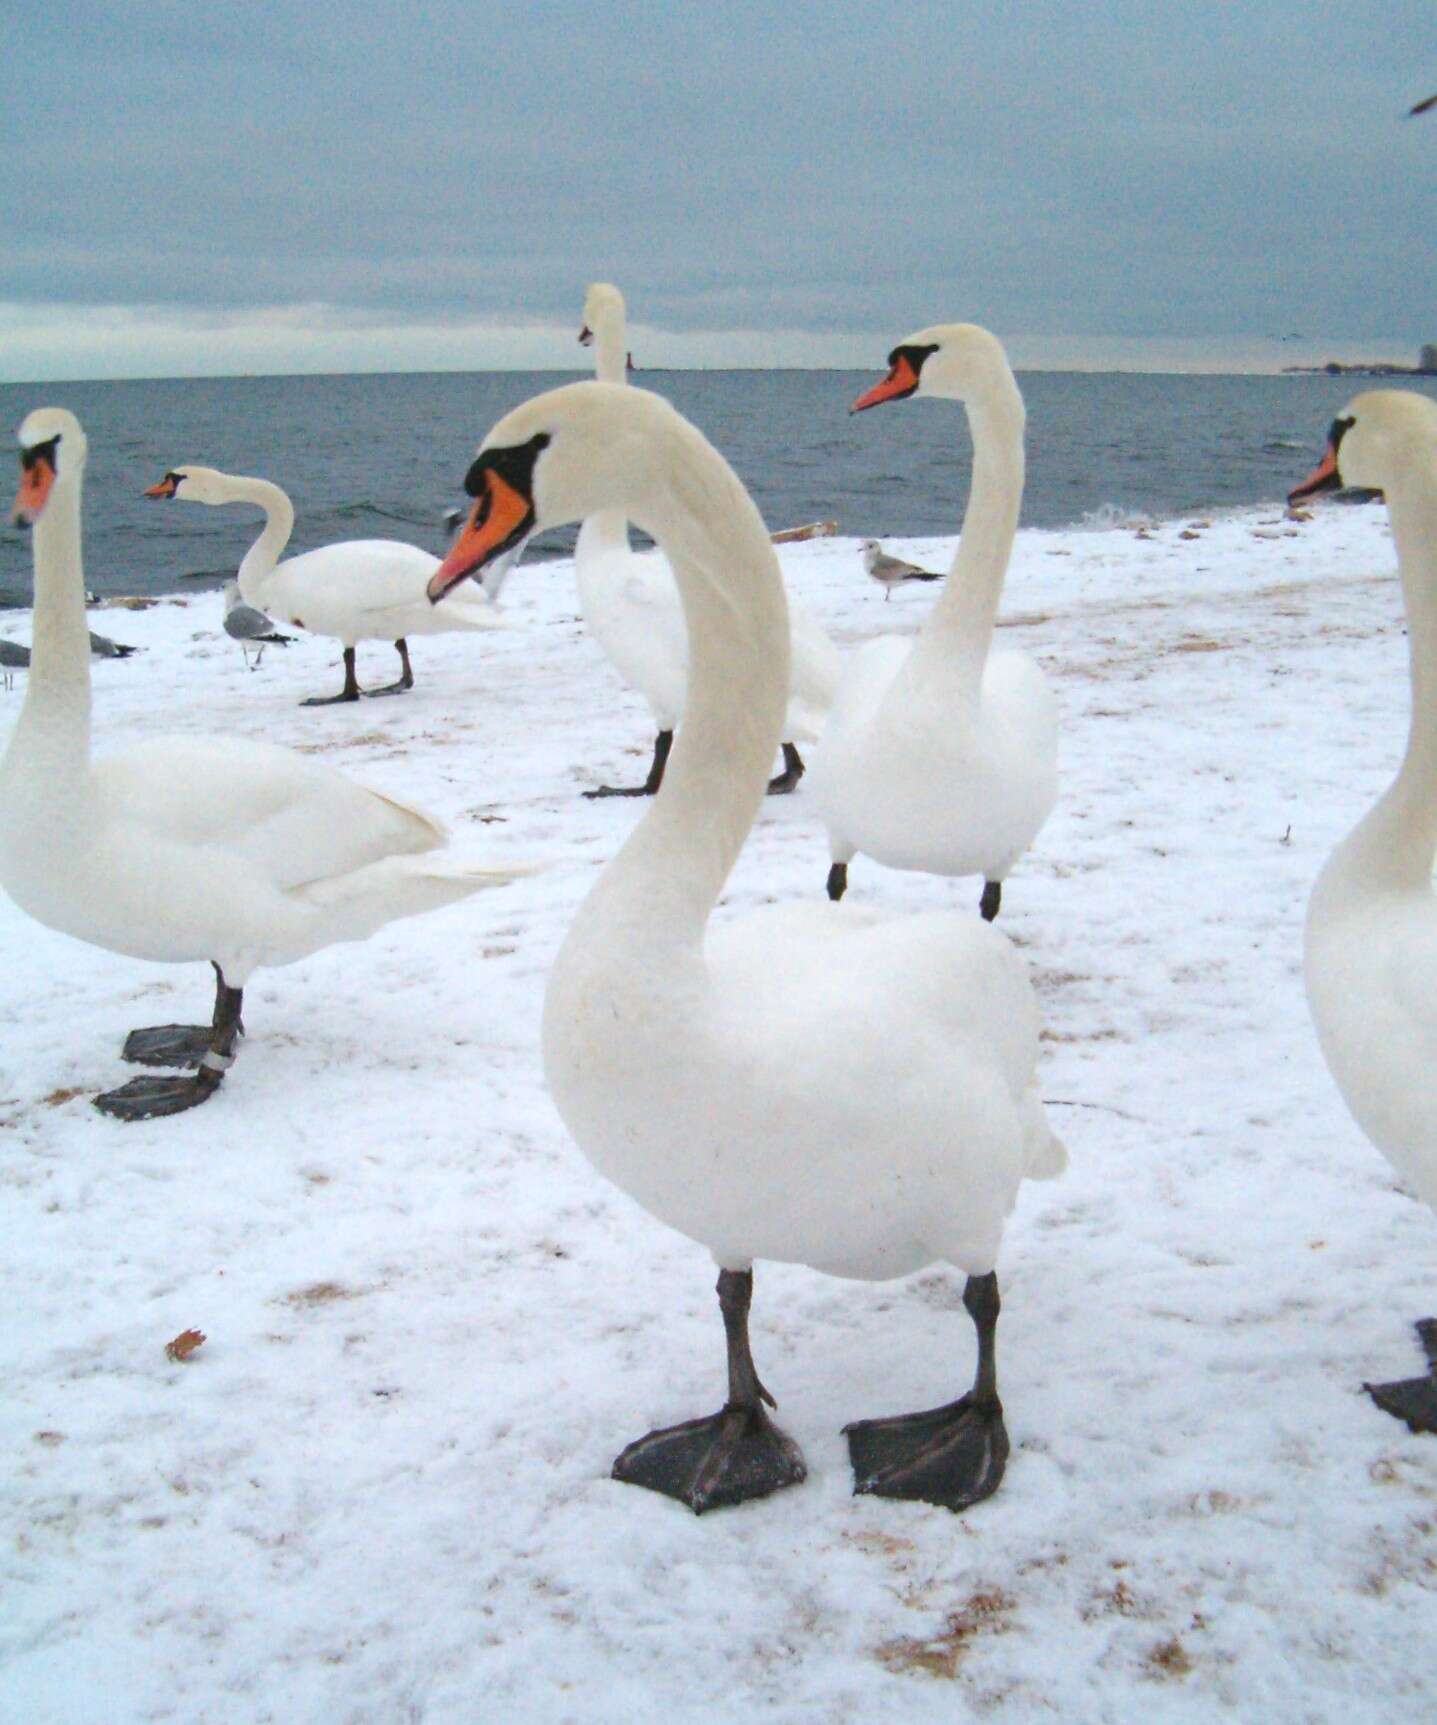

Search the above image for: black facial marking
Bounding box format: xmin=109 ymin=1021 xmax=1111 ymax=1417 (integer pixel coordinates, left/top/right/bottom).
xmin=1329 ymin=414 xmax=1355 ymax=454
xmin=878 ymin=342 xmax=940 ymax=400
xmin=456 ymin=431 xmax=551 ymax=567
xmin=20 ymin=434 xmax=61 ymax=474
xmin=462 ymin=431 xmax=550 ymax=499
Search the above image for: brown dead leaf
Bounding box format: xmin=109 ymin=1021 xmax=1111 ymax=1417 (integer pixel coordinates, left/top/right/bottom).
xmin=164 ymin=1328 xmax=206 ymax=1362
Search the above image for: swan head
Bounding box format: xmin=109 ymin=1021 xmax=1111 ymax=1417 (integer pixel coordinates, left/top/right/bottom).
xmin=143 ymin=464 xmax=230 ymax=506
xmin=852 ymin=323 xmax=1020 ymax=421
xmin=429 ymin=381 xmax=678 ymax=603
xmin=12 ymin=408 xmax=86 ymax=526
xmin=579 ymin=281 xmax=625 ymax=347
xmin=1289 ymin=391 xmax=1437 ymax=504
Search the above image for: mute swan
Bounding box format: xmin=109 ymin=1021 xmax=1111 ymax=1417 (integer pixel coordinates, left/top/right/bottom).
xmin=807 ymin=325 xmax=1058 ymax=919
xmin=1290 ymin=390 xmax=1437 ymax=1432
xmin=861 ymin=539 xmax=944 ymax=598
xmin=144 ymin=465 xmax=508 ymax=705
xmin=573 ymin=282 xmax=839 ymax=796
xmin=431 ymin=381 xmax=1064 ymax=1514
xmin=5 ymin=409 xmax=533 ymax=1121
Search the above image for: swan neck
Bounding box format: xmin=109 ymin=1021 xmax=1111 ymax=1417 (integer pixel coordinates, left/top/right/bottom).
xmin=583 ymin=308 xmax=630 ymax=549
xmin=591 ymin=309 xmax=628 ymax=387
xmin=1347 ymin=474 xmax=1437 ymax=888
xmin=231 ymin=476 xmax=295 ymax=599
xmin=917 ymin=391 xmax=1024 ymax=679
xmin=7 ymin=471 xmax=92 ymax=773
xmin=577 ymin=432 xmax=789 ymax=953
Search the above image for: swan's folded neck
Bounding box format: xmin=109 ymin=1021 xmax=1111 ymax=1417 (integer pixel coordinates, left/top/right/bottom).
xmin=569 ymin=428 xmax=790 ymax=960
xmin=1336 ymin=469 xmax=1437 ymax=894
xmin=909 ymin=386 xmax=1025 ymax=690
xmin=5 ymin=473 xmax=92 ymax=784
xmin=227 ymin=476 xmax=295 ymax=601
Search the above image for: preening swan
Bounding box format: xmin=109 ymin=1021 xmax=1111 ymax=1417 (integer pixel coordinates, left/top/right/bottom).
xmin=807 ymin=325 xmax=1058 ymax=919
xmin=4 ymin=410 xmax=533 ymax=1121
xmin=144 ymin=465 xmax=508 ymax=704
xmin=432 ymin=381 xmax=1064 ymax=1514
xmin=573 ymin=282 xmax=839 ymax=796
xmin=1290 ymin=390 xmax=1437 ymax=1432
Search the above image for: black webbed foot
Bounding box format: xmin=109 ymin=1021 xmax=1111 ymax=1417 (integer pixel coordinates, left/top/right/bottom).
xmin=582 ymin=781 xmax=655 ymax=800
xmin=846 ymin=1392 xmax=1009 ymax=1513
xmin=766 ymin=742 xmax=805 ymax=796
xmin=121 ymin=1024 xmax=213 ymax=1068
xmin=1366 ymin=1319 xmax=1437 ymax=1434
xmin=93 ymin=1071 xmax=222 ymax=1122
xmin=612 ymin=1400 xmax=807 ymax=1514
xmin=300 ymin=689 xmax=361 ymax=706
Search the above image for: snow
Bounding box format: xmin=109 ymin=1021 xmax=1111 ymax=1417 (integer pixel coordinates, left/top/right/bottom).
xmin=3 ymin=499 xmax=1436 ymax=1723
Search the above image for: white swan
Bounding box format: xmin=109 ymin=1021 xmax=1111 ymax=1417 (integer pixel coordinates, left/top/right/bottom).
xmin=4 ymin=409 xmax=533 ymax=1120
xmin=572 ymin=282 xmax=839 ymax=796
xmin=430 ymin=381 xmax=1064 ymax=1514
xmin=145 ymin=465 xmax=508 ymax=705
xmin=1290 ymin=390 xmax=1437 ymax=1432
xmin=807 ymin=325 xmax=1058 ymax=919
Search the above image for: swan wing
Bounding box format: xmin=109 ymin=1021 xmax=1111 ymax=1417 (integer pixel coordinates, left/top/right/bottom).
xmin=93 ymin=737 xmax=443 ymax=891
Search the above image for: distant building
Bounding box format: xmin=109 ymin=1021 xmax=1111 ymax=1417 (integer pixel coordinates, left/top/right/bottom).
xmin=1421 ymin=344 xmax=1437 ymax=373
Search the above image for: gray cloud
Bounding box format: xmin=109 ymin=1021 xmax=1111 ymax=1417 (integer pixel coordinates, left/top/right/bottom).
xmin=5 ymin=0 xmax=1435 ymax=370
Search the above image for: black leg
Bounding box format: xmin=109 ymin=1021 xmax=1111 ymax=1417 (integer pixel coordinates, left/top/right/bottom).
xmin=845 ymin=1271 xmax=1010 ymax=1513
xmin=980 ymin=879 xmax=1002 ymax=922
xmin=1366 ymin=1319 xmax=1437 ymax=1434
xmin=766 ymin=742 xmax=805 ymax=796
xmin=364 ymin=638 xmax=416 ymax=698
xmin=827 ymin=861 xmax=849 ymax=902
xmin=584 ymin=728 xmax=674 ymax=800
xmin=96 ymin=972 xmax=245 ymax=1122
xmin=611 ymin=1267 xmax=807 ymax=1513
xmin=301 ymin=645 xmax=362 ymax=706
xmin=122 ymin=962 xmax=245 ymax=1068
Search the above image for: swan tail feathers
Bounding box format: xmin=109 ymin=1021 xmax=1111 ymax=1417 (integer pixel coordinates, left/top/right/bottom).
xmin=1019 ymin=1086 xmax=1067 ymax=1181
xmin=288 ymin=852 xmax=545 ymax=940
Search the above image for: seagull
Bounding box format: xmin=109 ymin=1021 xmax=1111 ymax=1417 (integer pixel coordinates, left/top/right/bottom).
xmin=222 ymin=580 xmax=294 ymax=669
xmin=861 ymin=538 xmax=945 ymax=599
xmin=0 ymin=631 xmax=137 ymax=687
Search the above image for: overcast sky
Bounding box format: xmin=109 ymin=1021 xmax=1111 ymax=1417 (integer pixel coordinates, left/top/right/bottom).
xmin=4 ymin=1 xmax=1434 ymax=379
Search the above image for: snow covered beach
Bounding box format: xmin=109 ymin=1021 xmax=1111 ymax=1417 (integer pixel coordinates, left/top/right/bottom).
xmin=3 ymin=500 xmax=1435 ymax=1722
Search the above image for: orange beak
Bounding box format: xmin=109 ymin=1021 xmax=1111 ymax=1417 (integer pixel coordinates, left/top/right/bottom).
xmin=12 ymin=454 xmax=56 ymax=526
xmin=851 ymin=353 xmax=923 ymax=414
xmin=1288 ymin=442 xmax=1342 ymax=507
xmin=427 ymin=469 xmax=534 ymax=602
xmin=144 ymin=474 xmax=179 ymax=498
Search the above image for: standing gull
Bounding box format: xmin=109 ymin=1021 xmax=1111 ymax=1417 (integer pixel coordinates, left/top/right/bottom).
xmin=861 ymin=538 xmax=945 ymax=598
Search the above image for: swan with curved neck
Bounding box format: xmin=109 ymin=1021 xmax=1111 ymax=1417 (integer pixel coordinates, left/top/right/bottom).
xmin=144 ymin=464 xmax=507 ymax=705
xmin=2 ymin=409 xmax=532 ymax=1120
xmin=572 ymin=282 xmax=839 ymax=797
xmin=432 ymin=381 xmax=1064 ymax=1514
xmin=807 ymin=324 xmax=1058 ymax=919
xmin=1290 ymin=390 xmax=1437 ymax=1432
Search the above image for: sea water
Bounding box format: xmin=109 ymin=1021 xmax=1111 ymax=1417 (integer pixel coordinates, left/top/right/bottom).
xmin=3 ymin=367 xmax=1432 ymax=607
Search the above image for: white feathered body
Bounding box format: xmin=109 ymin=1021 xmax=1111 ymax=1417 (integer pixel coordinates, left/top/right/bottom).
xmin=1306 ymin=839 xmax=1437 ymax=1212
xmin=544 ymin=890 xmax=1063 ymax=1282
xmin=243 ymin=538 xmax=505 ymax=648
xmin=808 ymin=632 xmax=1058 ymax=878
xmin=0 ymin=734 xmax=502 ymax=985
xmin=575 ymin=514 xmax=839 ymax=741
